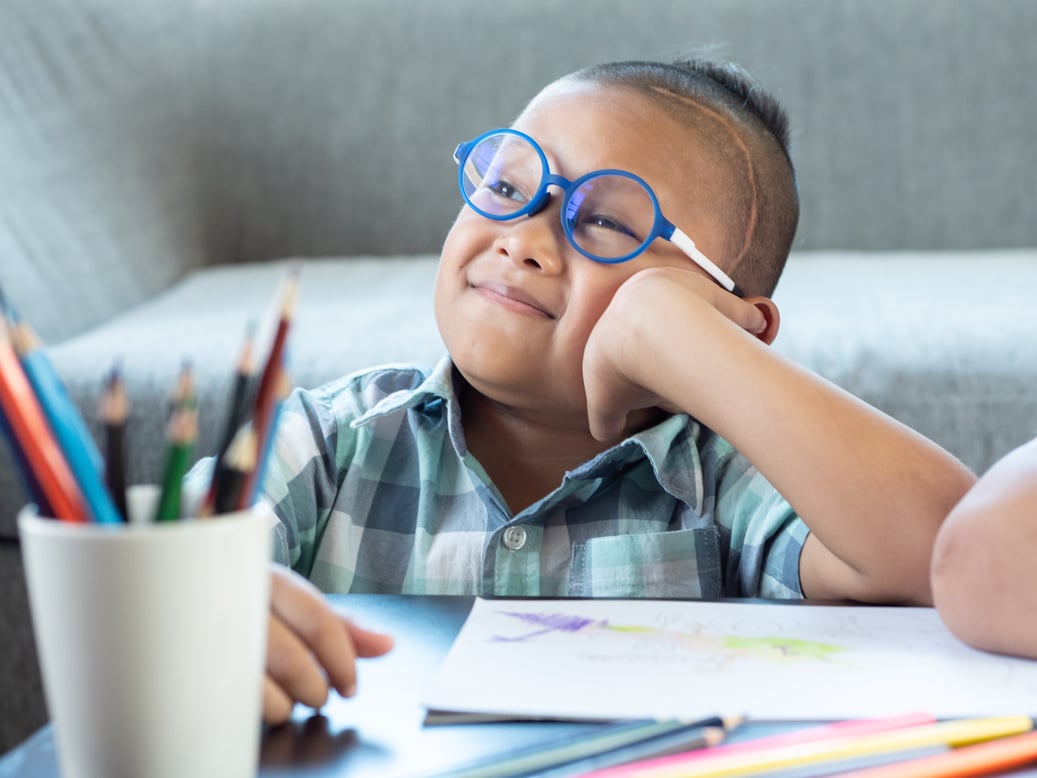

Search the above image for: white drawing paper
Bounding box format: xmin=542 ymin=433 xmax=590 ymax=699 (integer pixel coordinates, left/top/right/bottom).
xmin=422 ymin=598 xmax=1037 ymax=721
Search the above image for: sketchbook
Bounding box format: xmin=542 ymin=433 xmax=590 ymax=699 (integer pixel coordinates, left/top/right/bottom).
xmin=421 ymin=598 xmax=1037 ymax=723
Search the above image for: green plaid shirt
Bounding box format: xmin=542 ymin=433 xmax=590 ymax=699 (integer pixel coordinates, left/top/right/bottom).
xmin=259 ymin=357 xmax=807 ymax=598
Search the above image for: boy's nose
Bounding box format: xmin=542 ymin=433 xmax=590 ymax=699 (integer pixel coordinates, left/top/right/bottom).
xmin=494 ymin=198 xmax=565 ymax=274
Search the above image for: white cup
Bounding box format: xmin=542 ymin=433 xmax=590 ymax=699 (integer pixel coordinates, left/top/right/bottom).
xmin=18 ymin=485 xmax=273 ymax=778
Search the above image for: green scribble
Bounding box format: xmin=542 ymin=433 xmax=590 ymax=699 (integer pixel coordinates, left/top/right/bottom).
xmin=606 ymin=624 xmax=656 ymax=634
xmin=722 ymin=635 xmax=845 ymax=660
xmin=494 ymin=610 xmax=848 ymax=664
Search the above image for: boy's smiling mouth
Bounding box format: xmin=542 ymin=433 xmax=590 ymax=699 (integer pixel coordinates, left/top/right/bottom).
xmin=470 ymin=281 xmax=557 ymax=319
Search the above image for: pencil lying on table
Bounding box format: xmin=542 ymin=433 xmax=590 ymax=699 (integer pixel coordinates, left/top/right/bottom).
xmin=603 ymin=715 xmax=1034 ymax=778
xmin=838 ymin=728 xmax=1037 ymax=778
xmin=440 ymin=715 xmax=737 ymax=778
xmin=583 ymin=712 xmax=937 ymax=778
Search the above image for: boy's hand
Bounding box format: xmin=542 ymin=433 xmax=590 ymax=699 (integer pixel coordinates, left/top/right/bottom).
xmin=583 ymin=267 xmax=769 ymax=442
xmin=263 ymin=565 xmax=394 ymax=724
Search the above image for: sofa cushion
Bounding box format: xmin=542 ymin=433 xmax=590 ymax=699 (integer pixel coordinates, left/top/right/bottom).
xmin=0 ymin=0 xmax=206 ymax=344
xmin=772 ymin=249 xmax=1037 ymax=473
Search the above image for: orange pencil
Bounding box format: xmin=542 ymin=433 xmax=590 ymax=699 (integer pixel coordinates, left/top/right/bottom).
xmin=0 ymin=325 xmax=86 ymax=522
xmin=839 ymin=729 xmax=1037 ymax=778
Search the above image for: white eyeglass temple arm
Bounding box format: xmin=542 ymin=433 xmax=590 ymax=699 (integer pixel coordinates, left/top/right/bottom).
xmin=669 ymin=228 xmax=739 ymax=295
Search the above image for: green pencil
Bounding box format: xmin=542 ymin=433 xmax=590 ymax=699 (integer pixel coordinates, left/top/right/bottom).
xmin=154 ymin=372 xmax=197 ymax=521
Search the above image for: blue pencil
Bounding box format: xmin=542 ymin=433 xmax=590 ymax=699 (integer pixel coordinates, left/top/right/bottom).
xmin=439 ymin=716 xmax=733 ymax=778
xmin=11 ymin=322 xmax=123 ymax=525
xmin=248 ymin=365 xmax=289 ymax=508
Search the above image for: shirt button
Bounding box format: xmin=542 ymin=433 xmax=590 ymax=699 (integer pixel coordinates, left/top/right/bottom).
xmin=502 ymin=526 xmax=527 ymax=551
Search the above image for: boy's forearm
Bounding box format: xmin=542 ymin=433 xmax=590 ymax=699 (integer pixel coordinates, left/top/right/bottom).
xmin=634 ymin=301 xmax=976 ymax=604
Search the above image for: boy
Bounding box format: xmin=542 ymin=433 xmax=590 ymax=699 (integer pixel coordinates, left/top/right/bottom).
xmin=255 ymin=59 xmax=976 ymax=722
xmin=932 ymin=435 xmax=1037 ymax=657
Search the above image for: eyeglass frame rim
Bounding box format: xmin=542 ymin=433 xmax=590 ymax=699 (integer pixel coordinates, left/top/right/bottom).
xmin=453 ymin=127 xmax=742 ymax=297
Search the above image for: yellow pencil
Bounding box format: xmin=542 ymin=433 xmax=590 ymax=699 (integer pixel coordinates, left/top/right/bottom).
xmin=643 ymin=716 xmax=1033 ymax=778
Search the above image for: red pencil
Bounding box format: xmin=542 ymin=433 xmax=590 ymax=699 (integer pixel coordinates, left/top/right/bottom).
xmin=0 ymin=325 xmax=86 ymax=522
xmin=837 ymin=729 xmax=1037 ymax=778
xmin=239 ymin=266 xmax=298 ymax=505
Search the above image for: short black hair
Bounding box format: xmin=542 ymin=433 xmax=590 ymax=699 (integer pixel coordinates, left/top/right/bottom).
xmin=567 ymin=58 xmax=799 ymax=297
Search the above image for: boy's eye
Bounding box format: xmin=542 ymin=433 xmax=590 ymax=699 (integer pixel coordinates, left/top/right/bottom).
xmin=580 ymin=212 xmax=638 ymax=239
xmin=485 ymin=178 xmax=528 ymax=204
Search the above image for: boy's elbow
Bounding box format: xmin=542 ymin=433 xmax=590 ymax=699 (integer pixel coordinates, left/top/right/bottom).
xmin=931 ymin=497 xmax=1037 ymax=659
xmin=930 ymin=507 xmax=982 ymax=640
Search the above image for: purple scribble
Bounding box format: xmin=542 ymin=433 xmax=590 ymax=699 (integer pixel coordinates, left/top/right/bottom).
xmin=490 ymin=611 xmax=609 ymax=642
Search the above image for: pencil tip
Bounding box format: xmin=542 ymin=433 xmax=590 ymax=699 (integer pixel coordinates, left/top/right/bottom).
xmin=721 ymin=713 xmax=746 ymax=730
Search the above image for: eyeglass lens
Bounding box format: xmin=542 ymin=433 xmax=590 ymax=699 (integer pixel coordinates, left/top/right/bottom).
xmin=460 ymin=133 xmax=659 ymax=262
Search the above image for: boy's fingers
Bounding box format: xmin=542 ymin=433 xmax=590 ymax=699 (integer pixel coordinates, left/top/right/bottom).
xmin=266 ymin=611 xmax=334 ymax=710
xmin=269 ymin=566 xmax=394 ymax=698
xmin=262 ymin=674 xmax=296 ymax=725
xmin=587 ymin=407 xmax=626 ymax=444
xmin=270 ymin=570 xmax=358 ymax=697
xmin=345 ymin=620 xmax=395 ymax=658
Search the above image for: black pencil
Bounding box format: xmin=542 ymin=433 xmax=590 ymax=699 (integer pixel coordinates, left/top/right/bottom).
xmin=200 ymin=323 xmax=256 ymax=516
xmin=218 ymin=321 xmax=256 ymax=458
xmin=99 ymin=362 xmax=129 ymax=522
xmin=212 ymin=425 xmax=256 ymax=515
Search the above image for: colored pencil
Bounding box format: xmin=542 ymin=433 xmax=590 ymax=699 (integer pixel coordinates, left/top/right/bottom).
xmin=0 ymin=402 xmax=51 ymax=516
xmin=166 ymin=359 xmax=194 ymax=420
xmin=215 ymin=322 xmax=255 ymax=458
xmin=0 ymin=321 xmax=86 ymax=522
xmin=584 ymin=712 xmax=937 ymax=778
xmin=99 ymin=363 xmax=129 ymax=522
xmin=611 ymin=716 xmax=1034 ymax=778
xmin=212 ymin=425 xmax=256 ymax=515
xmin=441 ymin=716 xmax=737 ymax=778
xmin=9 ymin=322 xmax=122 ymax=524
xmin=240 ymin=266 xmax=298 ymax=505
xmin=200 ymin=322 xmax=256 ymax=516
xmin=245 ymin=364 xmax=289 ymax=508
xmin=539 ymin=718 xmax=741 ymax=777
xmin=740 ymin=744 xmax=949 ymax=778
xmin=9 ymin=320 xmax=104 ymax=472
xmin=154 ymin=369 xmax=198 ymax=521
xmin=838 ymin=728 xmax=1037 ymax=778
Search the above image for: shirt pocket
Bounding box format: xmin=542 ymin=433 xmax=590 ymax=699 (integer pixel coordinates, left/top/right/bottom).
xmin=569 ymin=527 xmax=723 ymax=599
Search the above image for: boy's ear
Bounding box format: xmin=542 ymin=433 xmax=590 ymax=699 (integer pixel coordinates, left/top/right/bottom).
xmin=746 ymin=296 xmax=781 ymax=345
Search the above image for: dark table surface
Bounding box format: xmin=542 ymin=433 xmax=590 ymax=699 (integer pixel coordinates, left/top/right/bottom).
xmin=3 ymin=594 xmax=1037 ymax=777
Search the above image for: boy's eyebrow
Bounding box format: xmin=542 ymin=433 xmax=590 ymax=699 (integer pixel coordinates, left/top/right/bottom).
xmin=647 ymin=85 xmax=759 ymax=273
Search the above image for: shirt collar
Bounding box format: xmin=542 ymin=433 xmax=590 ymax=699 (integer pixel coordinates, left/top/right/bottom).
xmin=352 ymin=356 xmax=707 ymax=510
xmin=352 ymin=355 xmax=470 ymax=454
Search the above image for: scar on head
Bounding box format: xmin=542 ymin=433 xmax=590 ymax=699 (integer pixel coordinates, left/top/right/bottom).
xmin=647 ymin=85 xmax=759 ymax=273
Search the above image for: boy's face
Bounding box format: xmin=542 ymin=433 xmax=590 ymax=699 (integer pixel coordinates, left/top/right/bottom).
xmin=435 ymin=80 xmax=732 ymax=425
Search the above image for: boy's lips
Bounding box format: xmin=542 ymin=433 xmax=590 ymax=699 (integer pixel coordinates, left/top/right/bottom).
xmin=469 ymin=281 xmax=556 ymax=319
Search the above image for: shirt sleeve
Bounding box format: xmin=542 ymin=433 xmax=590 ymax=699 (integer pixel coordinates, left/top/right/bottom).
xmin=261 ymin=383 xmax=358 ymax=577
xmin=708 ymin=435 xmax=809 ymax=598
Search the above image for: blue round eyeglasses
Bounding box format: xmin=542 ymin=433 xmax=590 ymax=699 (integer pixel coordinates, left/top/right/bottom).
xmin=453 ymin=128 xmax=741 ymax=296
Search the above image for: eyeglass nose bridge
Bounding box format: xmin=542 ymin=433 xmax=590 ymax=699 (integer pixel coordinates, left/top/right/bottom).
xmin=524 ymin=172 xmax=575 ymax=219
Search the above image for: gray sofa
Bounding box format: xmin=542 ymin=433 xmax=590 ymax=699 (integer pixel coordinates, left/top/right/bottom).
xmin=2 ymin=0 xmax=1035 ymax=752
